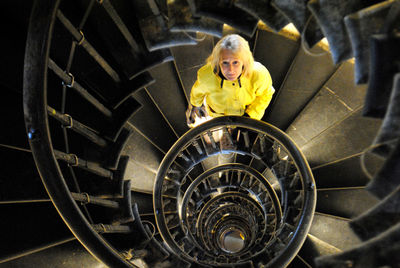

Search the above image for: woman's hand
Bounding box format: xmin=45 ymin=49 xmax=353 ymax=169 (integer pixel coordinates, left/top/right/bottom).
xmin=186 ymin=104 xmax=207 ymax=126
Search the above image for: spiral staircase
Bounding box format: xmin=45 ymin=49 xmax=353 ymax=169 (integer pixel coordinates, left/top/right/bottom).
xmin=1 ymin=0 xmax=400 ymax=267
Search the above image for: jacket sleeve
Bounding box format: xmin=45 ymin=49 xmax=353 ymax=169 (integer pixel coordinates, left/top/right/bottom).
xmin=190 ymin=66 xmax=208 ymax=107
xmin=245 ymin=66 xmax=275 ymax=120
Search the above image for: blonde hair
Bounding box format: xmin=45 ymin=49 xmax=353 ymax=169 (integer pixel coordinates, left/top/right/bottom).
xmin=206 ymin=34 xmax=254 ymax=78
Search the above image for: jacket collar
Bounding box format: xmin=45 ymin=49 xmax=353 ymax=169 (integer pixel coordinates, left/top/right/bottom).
xmin=218 ymin=71 xmax=242 ymax=88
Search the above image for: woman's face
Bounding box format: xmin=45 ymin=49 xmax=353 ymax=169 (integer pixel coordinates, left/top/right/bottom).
xmin=219 ymin=49 xmax=243 ymax=81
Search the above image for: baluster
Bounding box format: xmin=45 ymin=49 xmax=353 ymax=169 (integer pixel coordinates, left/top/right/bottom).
xmin=47 ymin=106 xmax=107 ymax=147
xmin=56 ymin=10 xmax=120 ymax=83
xmin=48 ymin=59 xmax=112 ymax=117
xmin=71 ymin=192 xmax=119 ymax=208
xmin=92 ymin=223 xmax=131 ymax=233
xmin=53 ymin=149 xmax=113 ymax=179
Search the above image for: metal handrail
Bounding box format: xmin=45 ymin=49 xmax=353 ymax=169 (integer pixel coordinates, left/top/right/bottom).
xmin=23 ymin=1 xmax=134 ymax=267
xmin=153 ymin=116 xmax=316 ymax=267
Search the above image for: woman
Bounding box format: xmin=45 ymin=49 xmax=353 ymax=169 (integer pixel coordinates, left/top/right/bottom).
xmin=186 ymin=34 xmax=275 ymax=127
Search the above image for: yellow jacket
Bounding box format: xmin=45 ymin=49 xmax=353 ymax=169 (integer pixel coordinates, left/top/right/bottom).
xmin=190 ymin=62 xmax=274 ymax=120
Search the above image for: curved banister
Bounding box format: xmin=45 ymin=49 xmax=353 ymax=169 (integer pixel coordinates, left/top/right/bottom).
xmin=23 ymin=0 xmax=134 ymax=267
xmin=153 ymin=116 xmax=316 ymax=267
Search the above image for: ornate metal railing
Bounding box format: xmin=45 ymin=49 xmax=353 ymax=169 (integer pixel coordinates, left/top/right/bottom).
xmin=154 ymin=116 xmax=316 ymax=267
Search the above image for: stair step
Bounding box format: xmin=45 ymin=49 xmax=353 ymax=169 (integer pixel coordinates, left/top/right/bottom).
xmin=132 ymin=191 xmax=153 ymax=215
xmin=253 ymin=29 xmax=300 ymax=95
xmin=123 ymin=129 xmax=164 ymax=172
xmin=309 ymin=213 xmax=361 ymax=251
xmin=146 ymin=62 xmax=189 ymax=136
xmin=312 ymin=153 xmax=384 ymax=188
xmin=0 ymin=237 xmax=77 ymax=265
xmin=315 ymin=222 xmax=400 ymax=268
xmin=266 ymin=43 xmax=337 ymax=130
xmin=0 ymin=203 xmax=72 ymax=262
xmin=190 ymin=0 xmax=259 ymax=36
xmin=0 ymin=239 xmax=108 ymax=267
xmin=128 ymin=89 xmax=178 ymax=153
xmin=130 ymin=205 xmax=172 ymax=265
xmin=286 ymin=255 xmax=312 ymax=268
xmin=103 ymin=128 xmax=132 ymax=169
xmin=364 ymin=36 xmax=400 ymax=119
xmin=106 ymin=98 xmax=141 ymax=142
xmin=308 ymin=0 xmax=382 ymax=65
xmin=369 ymin=72 xmax=400 ymax=159
xmin=271 ymin=0 xmax=324 ymax=47
xmin=300 ymin=108 xmax=382 ymax=167
xmin=167 ymin=0 xmax=223 ymax=37
xmin=125 ymin=162 xmax=156 ymax=194
xmin=350 ymin=185 xmax=400 ymax=241
xmin=122 ymin=129 xmax=164 ymax=193
xmin=344 ymin=1 xmax=395 ymax=84
xmin=235 ymin=0 xmax=289 ymax=32
xmin=297 ymin=234 xmax=341 ymax=267
xmin=132 ymin=0 xmax=197 ymax=51
xmin=72 ymin=0 xmax=172 ymax=80
xmin=171 ymin=35 xmax=215 ymax=101
xmin=102 ymin=0 xmax=177 ymax=77
xmin=367 ymin=139 xmax=400 ymax=199
xmin=110 ymin=71 xmax=155 ymax=109
xmin=316 ymin=188 xmax=379 ymax=219
xmin=0 ymin=147 xmax=48 ymax=202
xmin=14 ymin=0 xmax=398 ymax=265
xmin=286 ymin=60 xmax=366 ymax=147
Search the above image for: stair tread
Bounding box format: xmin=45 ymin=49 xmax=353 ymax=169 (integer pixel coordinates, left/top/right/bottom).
xmin=286 ymin=61 xmax=366 ymax=146
xmin=147 ymin=62 xmax=189 ymax=136
xmin=132 ymin=191 xmax=153 ymax=215
xmin=0 ymin=203 xmax=73 ymax=261
xmin=312 ymin=153 xmax=384 ymax=188
xmin=167 ymin=0 xmax=223 ymax=37
xmin=132 ymin=0 xmax=197 ymax=51
xmin=235 ymin=0 xmax=289 ymax=32
xmin=129 ymin=89 xmax=178 ymax=153
xmin=192 ymin=0 xmax=259 ymax=36
xmin=171 ymin=35 xmax=215 ymax=102
xmin=271 ymin=0 xmax=324 ymax=47
xmin=350 ymin=185 xmax=400 ymax=241
xmin=298 ymin=234 xmax=341 ymax=267
xmin=300 ymin=108 xmax=382 ymax=167
xmin=266 ymin=41 xmax=336 ymax=130
xmin=316 ymin=188 xmax=379 ymax=219
xmin=125 ymin=160 xmax=157 ymax=194
xmin=0 ymin=239 xmax=106 ymax=267
xmin=309 ymin=213 xmax=361 ymax=251
xmin=254 ymin=29 xmax=300 ymax=96
xmin=287 ymin=255 xmax=312 ymax=268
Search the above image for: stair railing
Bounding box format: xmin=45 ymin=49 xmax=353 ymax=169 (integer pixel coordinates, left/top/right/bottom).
xmin=154 ymin=116 xmax=316 ymax=267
